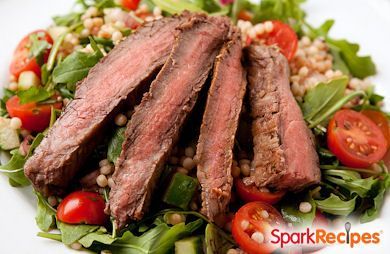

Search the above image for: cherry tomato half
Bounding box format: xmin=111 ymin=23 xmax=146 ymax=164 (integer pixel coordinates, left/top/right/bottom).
xmin=6 ymin=95 xmax=62 ymax=132
xmin=235 ymin=179 xmax=285 ymax=205
xmin=121 ymin=0 xmax=141 ymax=10
xmin=361 ymin=109 xmax=390 ymax=147
xmin=10 ymin=30 xmax=53 ymax=78
xmin=327 ymin=109 xmax=388 ymax=168
xmin=57 ymin=191 xmax=108 ymax=225
xmin=257 ymin=21 xmax=298 ymax=61
xmin=232 ymin=201 xmax=285 ymax=254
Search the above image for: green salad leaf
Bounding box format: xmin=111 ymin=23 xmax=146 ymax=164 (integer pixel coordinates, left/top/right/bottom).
xmin=0 ymin=149 xmax=30 ymax=187
xmin=17 ymin=86 xmax=54 ymax=104
xmin=315 ymin=193 xmax=357 ymax=216
xmin=58 ymin=222 xmax=100 ymax=245
xmin=107 ymin=127 xmax=125 ymax=163
xmin=29 ymin=33 xmax=52 ymax=65
xmin=360 ymin=174 xmax=390 ymax=223
xmin=53 ymin=12 xmax=82 ymax=26
xmin=53 ymin=38 xmax=104 ymax=84
xmin=152 ymin=0 xmax=204 ymax=14
xmin=323 ymin=169 xmax=378 ymax=198
xmin=205 ymin=223 xmax=235 ymax=254
xmin=35 ymin=192 xmax=56 ymax=232
xmin=78 ymin=227 xmax=116 ymax=248
xmin=281 ymin=196 xmax=317 ymax=227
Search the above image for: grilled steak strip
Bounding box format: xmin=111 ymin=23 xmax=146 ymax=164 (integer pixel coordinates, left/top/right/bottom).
xmin=243 ymin=45 xmax=320 ymax=191
xmin=109 ymin=14 xmax=231 ymax=228
xmin=24 ymin=15 xmax=189 ymax=196
xmin=196 ymin=29 xmax=246 ymax=221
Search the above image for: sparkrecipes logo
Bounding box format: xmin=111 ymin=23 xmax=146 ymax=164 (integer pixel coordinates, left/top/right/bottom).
xmin=270 ymin=222 xmax=382 ymax=248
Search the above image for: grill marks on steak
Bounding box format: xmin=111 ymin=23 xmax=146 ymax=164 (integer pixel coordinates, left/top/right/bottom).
xmin=24 ymin=15 xmax=188 ymax=196
xmin=243 ymin=45 xmax=320 ymax=191
xmin=196 ymin=29 xmax=246 ymax=221
xmin=109 ymin=15 xmax=231 ymax=228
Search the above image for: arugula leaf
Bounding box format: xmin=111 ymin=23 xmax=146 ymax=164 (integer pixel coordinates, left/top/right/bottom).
xmin=205 ymin=223 xmax=235 ymax=254
xmin=302 ymin=77 xmax=348 ymax=125
xmin=107 ymin=127 xmax=125 ymax=163
xmin=0 ymin=149 xmax=30 ymax=187
xmin=53 ymin=39 xmax=104 ymax=84
xmin=35 ymin=192 xmax=56 ymax=232
xmin=360 ymin=174 xmax=389 ymax=223
xmin=327 ymin=38 xmax=376 ymax=79
xmin=108 ymin=219 xmax=203 ymax=254
xmin=29 ymin=33 xmax=51 ymax=65
xmin=315 ymin=193 xmax=357 ymax=216
xmin=305 ymin=19 xmax=334 ymax=39
xmin=78 ymin=227 xmax=116 ymax=248
xmin=47 ymin=32 xmax=67 ymax=72
xmin=53 ymin=12 xmax=82 ymax=26
xmin=152 ymin=0 xmax=204 ymax=14
xmin=253 ymin=0 xmax=307 ymax=32
xmin=17 ymin=86 xmax=54 ymax=104
xmin=95 ymin=0 xmax=117 ymax=9
xmin=27 ymin=133 xmax=45 ymax=157
xmin=281 ymin=196 xmax=317 ymax=227
xmin=58 ymin=222 xmax=99 ymax=245
xmin=323 ymin=169 xmax=378 ymax=198
xmin=329 ymin=47 xmax=351 ymax=75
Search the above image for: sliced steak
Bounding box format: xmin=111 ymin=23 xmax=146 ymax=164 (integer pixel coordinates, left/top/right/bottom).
xmin=243 ymin=45 xmax=320 ymax=191
xmin=24 ymin=15 xmax=190 ymax=196
xmin=109 ymin=14 xmax=231 ymax=228
xmin=196 ymin=28 xmax=246 ymax=220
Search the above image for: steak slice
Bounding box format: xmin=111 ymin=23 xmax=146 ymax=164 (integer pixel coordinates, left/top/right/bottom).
xmin=109 ymin=14 xmax=231 ymax=228
xmin=196 ymin=28 xmax=246 ymax=221
xmin=24 ymin=15 xmax=190 ymax=196
xmin=243 ymin=45 xmax=320 ymax=191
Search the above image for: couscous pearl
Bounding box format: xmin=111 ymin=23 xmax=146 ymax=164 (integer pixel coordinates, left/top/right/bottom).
xmin=177 ymin=167 xmax=188 ymax=175
xmin=239 ymin=159 xmax=251 ymax=166
xmin=254 ymin=23 xmax=265 ymax=35
xmin=48 ymin=196 xmax=57 ymax=207
xmin=20 ymin=129 xmax=30 ymax=138
xmin=241 ymin=219 xmax=249 ymax=230
xmin=99 ymin=159 xmax=110 ymax=167
xmin=167 ymin=213 xmax=185 ymax=225
xmin=301 ymin=36 xmax=311 ymax=46
xmin=298 ymin=66 xmax=309 ymax=77
xmin=241 ymin=164 xmax=251 ymax=176
xmin=70 ymin=242 xmax=82 ymax=250
xmin=112 ymin=31 xmax=123 ymax=43
xmin=100 ymin=165 xmax=113 ymax=175
xmin=184 ymin=147 xmax=195 ymax=158
xmin=10 ymin=117 xmax=22 ymax=129
xmin=139 ymin=3 xmax=149 ymax=13
xmin=96 ymin=174 xmax=108 ymax=187
xmin=153 ymin=6 xmax=162 ymax=16
xmin=231 ymin=165 xmax=241 ymax=178
xmin=182 ymin=157 xmax=196 ymax=170
xmin=251 ymin=231 xmax=265 ymax=244
xmin=264 ymin=21 xmax=273 ymax=33
xmin=114 ymin=114 xmax=127 ymax=126
xmin=260 ymin=187 xmax=270 ymax=193
xmin=83 ymin=18 xmax=94 ymax=29
xmin=101 ymin=250 xmax=112 ymax=254
xmin=260 ymin=210 xmax=269 ymax=219
xmin=63 ymin=98 xmax=70 ymax=106
xmin=8 ymin=82 xmax=18 ymax=91
xmin=108 ymin=177 xmax=115 ymax=188
xmin=227 ymin=249 xmax=238 ymax=254
xmin=299 ymin=202 xmax=312 ymax=213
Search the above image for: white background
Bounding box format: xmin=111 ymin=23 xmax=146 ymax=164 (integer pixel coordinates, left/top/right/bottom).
xmin=0 ymin=0 xmax=389 ymax=253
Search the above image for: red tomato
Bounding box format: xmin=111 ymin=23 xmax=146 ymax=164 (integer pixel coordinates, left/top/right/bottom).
xmin=10 ymin=30 xmax=53 ymax=78
xmin=232 ymin=202 xmax=284 ymax=254
xmin=361 ymin=110 xmax=390 ymax=147
xmin=235 ymin=179 xmax=285 ymax=204
xmin=6 ymin=96 xmax=62 ymax=132
xmin=57 ymin=191 xmax=108 ymax=225
xmin=257 ymin=21 xmax=298 ymax=61
xmin=238 ymin=10 xmax=253 ymax=21
xmin=121 ymin=0 xmax=140 ymax=10
xmin=327 ymin=109 xmax=388 ymax=168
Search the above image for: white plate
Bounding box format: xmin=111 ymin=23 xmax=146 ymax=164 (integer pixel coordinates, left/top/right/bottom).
xmin=0 ymin=0 xmax=389 ymax=253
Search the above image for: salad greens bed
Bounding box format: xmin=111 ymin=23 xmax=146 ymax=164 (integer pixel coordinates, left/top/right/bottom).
xmin=0 ymin=0 xmax=389 ymax=253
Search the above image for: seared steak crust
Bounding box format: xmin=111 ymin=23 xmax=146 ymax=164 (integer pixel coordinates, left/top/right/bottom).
xmin=196 ymin=28 xmax=246 ymax=220
xmin=24 ymin=15 xmax=189 ymax=196
xmin=244 ymin=45 xmax=320 ymax=191
xmin=109 ymin=14 xmax=231 ymax=228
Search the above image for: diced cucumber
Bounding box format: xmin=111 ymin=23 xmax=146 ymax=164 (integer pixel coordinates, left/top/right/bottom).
xmin=18 ymin=71 xmax=40 ymax=90
xmin=175 ymin=236 xmax=203 ymax=254
xmin=163 ymin=172 xmax=198 ymax=209
xmin=0 ymin=117 xmax=20 ymax=150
